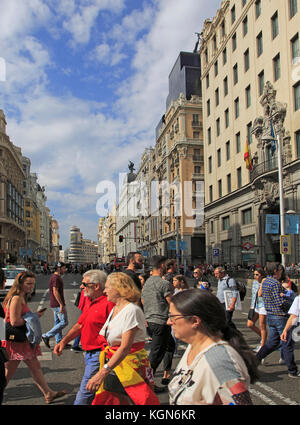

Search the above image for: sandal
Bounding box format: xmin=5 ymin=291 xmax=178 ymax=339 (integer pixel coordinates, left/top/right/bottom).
xmin=45 ymin=390 xmax=67 ymax=404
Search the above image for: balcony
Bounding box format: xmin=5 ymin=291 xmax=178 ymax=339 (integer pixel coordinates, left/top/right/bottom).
xmin=193 ymin=155 xmax=204 ymax=162
xmin=192 ymin=121 xmax=202 ymax=129
xmin=250 ymin=156 xmax=288 ymax=182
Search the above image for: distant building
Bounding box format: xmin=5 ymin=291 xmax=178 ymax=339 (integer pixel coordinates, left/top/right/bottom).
xmin=69 ymin=225 xmax=84 ymax=264
xmin=82 ymin=239 xmax=98 ymax=264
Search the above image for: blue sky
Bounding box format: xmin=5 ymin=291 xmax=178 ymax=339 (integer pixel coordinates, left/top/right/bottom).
xmin=0 ymin=0 xmax=220 ymax=248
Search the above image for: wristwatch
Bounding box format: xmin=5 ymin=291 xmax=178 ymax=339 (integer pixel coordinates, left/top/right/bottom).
xmin=103 ymin=363 xmax=112 ymax=372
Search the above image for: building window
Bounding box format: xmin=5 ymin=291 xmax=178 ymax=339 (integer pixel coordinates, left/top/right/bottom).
xmin=204 ymin=48 xmax=208 ymax=63
xmin=235 ymin=97 xmax=240 ymax=118
xmin=210 ymin=220 xmax=214 ymax=234
xmin=255 ymin=0 xmax=261 ymax=19
xmin=273 ymin=53 xmax=281 ymax=81
xmin=207 ymin=99 xmax=211 ymax=116
xmin=193 ymin=131 xmax=200 ymax=139
xmin=232 ymin=33 xmax=237 ymax=51
xmin=242 ymin=208 xmax=253 ymax=225
xmin=214 ymin=60 xmax=218 ymax=76
xmin=258 ymin=70 xmax=264 ymax=95
xmin=236 ymin=132 xmax=241 ymax=153
xmin=209 ymin=185 xmax=213 ymax=203
xmin=257 ymin=31 xmax=263 ymax=56
xmin=247 ymin=122 xmax=253 ymax=144
xmin=217 ymin=148 xmax=221 ymax=166
xmin=215 ymin=87 xmax=219 ymax=106
xmin=226 ymin=141 xmax=230 ymax=160
xmin=244 ymin=48 xmax=250 ymax=72
xmin=245 ymin=85 xmax=251 ymax=108
xmin=225 ymin=108 xmax=229 ymax=128
xmin=194 ymin=166 xmax=201 ymax=174
xmin=233 ymin=63 xmax=238 ymax=85
xmin=243 ymin=16 xmax=248 ymax=36
xmin=213 ymin=35 xmax=217 ymax=51
xmin=231 ymin=5 xmax=236 ymax=24
xmin=221 ymin=19 xmax=226 ymax=37
xmin=224 ymin=76 xmax=228 ymax=96
xmin=206 ymin=73 xmax=210 ymax=88
xmin=242 ymin=0 xmax=247 ymax=6
xmin=291 ymin=33 xmax=299 ymax=61
xmin=289 ymin=0 xmax=298 ymax=18
xmin=294 ymin=82 xmax=300 ymax=110
xmin=208 ymin=156 xmax=212 ymax=173
xmin=296 ymin=130 xmax=300 ymax=158
xmin=227 ymin=173 xmax=232 ymax=193
xmin=223 ymin=47 xmax=227 ymax=64
xmin=208 ymin=127 xmax=211 ymax=144
xmin=222 ymin=216 xmax=230 ymax=230
xmin=271 ymin=11 xmax=279 ymax=39
xmin=237 ymin=167 xmax=242 ymax=188
xmin=216 ymin=118 xmax=220 ymax=136
xmin=218 ymin=179 xmax=222 ymax=198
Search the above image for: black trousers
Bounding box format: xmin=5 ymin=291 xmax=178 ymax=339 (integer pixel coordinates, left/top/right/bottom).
xmin=147 ymin=323 xmax=175 ymax=375
xmin=222 ymin=303 xmax=237 ymax=330
xmin=0 ymin=360 xmax=5 ymax=405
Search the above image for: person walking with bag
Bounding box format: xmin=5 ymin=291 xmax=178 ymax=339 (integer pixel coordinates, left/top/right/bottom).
xmin=1 ymin=271 xmax=67 ymax=404
xmin=247 ymin=268 xmax=267 ymax=352
xmin=214 ymin=267 xmax=239 ymax=330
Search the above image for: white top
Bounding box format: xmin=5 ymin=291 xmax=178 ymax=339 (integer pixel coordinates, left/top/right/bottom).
xmin=288 ymin=295 xmax=300 ymax=321
xmin=100 ymin=302 xmax=146 ymax=346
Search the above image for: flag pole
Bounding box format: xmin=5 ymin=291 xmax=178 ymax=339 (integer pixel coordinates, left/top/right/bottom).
xmin=277 ymin=133 xmax=286 ymax=267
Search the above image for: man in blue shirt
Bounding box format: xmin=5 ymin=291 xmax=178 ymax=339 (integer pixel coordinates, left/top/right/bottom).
xmin=215 ymin=267 xmax=239 ymax=330
xmin=256 ymin=263 xmax=299 ymax=378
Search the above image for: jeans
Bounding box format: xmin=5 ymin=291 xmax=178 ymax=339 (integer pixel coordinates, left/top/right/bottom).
xmin=43 ymin=307 xmax=68 ymax=344
xmin=257 ymin=314 xmax=298 ymax=375
xmin=147 ymin=322 xmax=173 ymax=375
xmin=74 ymin=351 xmax=101 ymax=405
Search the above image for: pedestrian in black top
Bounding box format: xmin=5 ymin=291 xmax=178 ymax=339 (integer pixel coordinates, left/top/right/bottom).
xmin=123 ymin=252 xmax=144 ymax=291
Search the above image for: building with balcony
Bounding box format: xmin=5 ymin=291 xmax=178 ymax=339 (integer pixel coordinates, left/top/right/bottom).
xmin=200 ymin=0 xmax=300 ymax=265
xmin=0 ymin=109 xmax=25 ymax=264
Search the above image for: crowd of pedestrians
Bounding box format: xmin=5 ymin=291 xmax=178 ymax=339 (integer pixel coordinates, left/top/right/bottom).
xmin=0 ymin=254 xmax=299 ymax=405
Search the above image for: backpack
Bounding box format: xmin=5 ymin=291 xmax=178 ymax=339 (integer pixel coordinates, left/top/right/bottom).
xmin=226 ymin=277 xmax=247 ymax=302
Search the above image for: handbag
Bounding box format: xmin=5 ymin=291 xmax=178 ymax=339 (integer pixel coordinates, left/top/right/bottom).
xmin=5 ymin=298 xmax=27 ymax=343
xmin=74 ymin=290 xmax=81 ymax=307
xmin=248 ymin=290 xmax=258 ymax=321
xmin=103 ymin=370 xmax=127 ymax=395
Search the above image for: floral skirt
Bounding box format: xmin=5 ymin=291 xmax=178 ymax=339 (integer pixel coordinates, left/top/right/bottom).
xmin=1 ymin=340 xmax=42 ymax=361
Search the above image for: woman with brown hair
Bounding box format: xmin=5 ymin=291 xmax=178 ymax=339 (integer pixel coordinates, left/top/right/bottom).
xmin=1 ymin=271 xmax=67 ymax=404
xmin=172 ymin=275 xmax=189 ymax=294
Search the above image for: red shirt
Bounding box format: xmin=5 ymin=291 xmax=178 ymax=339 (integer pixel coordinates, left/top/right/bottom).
xmin=77 ymin=295 xmax=114 ymax=351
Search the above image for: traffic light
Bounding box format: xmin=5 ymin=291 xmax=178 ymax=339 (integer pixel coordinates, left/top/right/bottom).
xmin=119 ymin=235 xmax=124 ymax=242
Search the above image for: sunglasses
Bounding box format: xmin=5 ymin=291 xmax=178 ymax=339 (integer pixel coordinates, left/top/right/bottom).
xmin=82 ymin=282 xmax=97 ymax=287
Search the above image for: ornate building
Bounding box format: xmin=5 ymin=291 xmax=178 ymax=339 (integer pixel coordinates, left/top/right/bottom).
xmin=200 ymin=0 xmax=300 ymax=265
xmin=0 ymin=109 xmax=25 ymax=263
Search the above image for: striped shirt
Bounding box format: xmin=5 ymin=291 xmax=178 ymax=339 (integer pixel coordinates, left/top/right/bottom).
xmin=261 ymin=276 xmax=285 ymax=316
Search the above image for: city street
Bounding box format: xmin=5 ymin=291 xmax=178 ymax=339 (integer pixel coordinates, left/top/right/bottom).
xmin=1 ymin=272 xmax=299 ymax=406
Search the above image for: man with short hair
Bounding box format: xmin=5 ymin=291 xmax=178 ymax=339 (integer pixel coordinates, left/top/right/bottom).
xmin=257 ymin=263 xmax=299 ymax=378
xmin=142 ymin=256 xmax=175 ymax=391
xmin=164 ymin=259 xmax=177 ymax=283
xmin=124 ymin=252 xmax=144 ymax=290
xmin=214 ymin=266 xmax=238 ymax=329
xmin=42 ymin=262 xmax=68 ymax=348
xmin=53 ymin=270 xmax=114 ymax=404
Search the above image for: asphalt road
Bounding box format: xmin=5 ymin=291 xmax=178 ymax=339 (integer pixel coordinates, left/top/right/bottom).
xmin=1 ymin=272 xmax=299 ymax=406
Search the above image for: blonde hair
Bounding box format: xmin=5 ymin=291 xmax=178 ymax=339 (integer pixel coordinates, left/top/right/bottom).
xmin=107 ymin=272 xmax=141 ymax=303
xmin=3 ymin=271 xmax=35 ymax=306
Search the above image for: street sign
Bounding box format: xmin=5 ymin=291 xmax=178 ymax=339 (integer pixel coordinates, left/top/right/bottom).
xmin=280 ymin=235 xmax=291 ymax=255
xmin=213 ymin=248 xmax=220 ymax=257
xmin=242 ymin=242 xmax=254 ymax=251
xmin=168 ymin=240 xmax=176 ymax=250
xmin=179 ymin=241 xmax=187 ymax=251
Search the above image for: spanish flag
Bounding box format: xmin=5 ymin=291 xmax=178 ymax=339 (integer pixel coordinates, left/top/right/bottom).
xmin=92 ymin=343 xmax=160 ymax=405
xmin=244 ymin=139 xmax=252 ymax=171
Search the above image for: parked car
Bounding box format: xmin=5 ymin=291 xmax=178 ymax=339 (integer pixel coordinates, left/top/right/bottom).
xmin=0 ymin=266 xmax=36 ymax=301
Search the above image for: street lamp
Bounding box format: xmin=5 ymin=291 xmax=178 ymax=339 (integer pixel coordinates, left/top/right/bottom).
xmin=262 ymin=133 xmax=285 ymax=266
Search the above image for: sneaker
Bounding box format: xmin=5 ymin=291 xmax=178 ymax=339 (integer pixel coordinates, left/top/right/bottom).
xmin=253 ymin=344 xmax=261 ymax=353
xmin=71 ymin=346 xmax=83 ymax=353
xmin=288 ymin=372 xmax=300 ymax=378
xmin=42 ymin=336 xmax=50 ymax=349
xmin=279 ymin=358 xmax=285 ymax=365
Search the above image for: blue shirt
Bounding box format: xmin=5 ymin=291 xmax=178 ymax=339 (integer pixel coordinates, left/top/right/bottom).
xmin=261 ymin=276 xmax=286 ymax=316
xmin=250 ymin=280 xmax=265 ymax=310
xmin=217 ymin=275 xmax=239 ymax=304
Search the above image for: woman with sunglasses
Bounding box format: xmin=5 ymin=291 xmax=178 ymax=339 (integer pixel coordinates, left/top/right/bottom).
xmin=168 ymin=289 xmax=259 ymax=405
xmin=1 ymin=271 xmax=67 ymax=404
xmin=247 ymin=268 xmax=267 ymax=352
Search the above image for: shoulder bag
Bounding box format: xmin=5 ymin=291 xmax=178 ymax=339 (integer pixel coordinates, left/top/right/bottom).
xmin=5 ymin=298 xmax=27 ymax=343
xmin=248 ymin=291 xmax=258 ymax=321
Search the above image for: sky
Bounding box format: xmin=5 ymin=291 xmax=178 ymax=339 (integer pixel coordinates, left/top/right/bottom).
xmin=0 ymin=0 xmax=220 ymax=248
